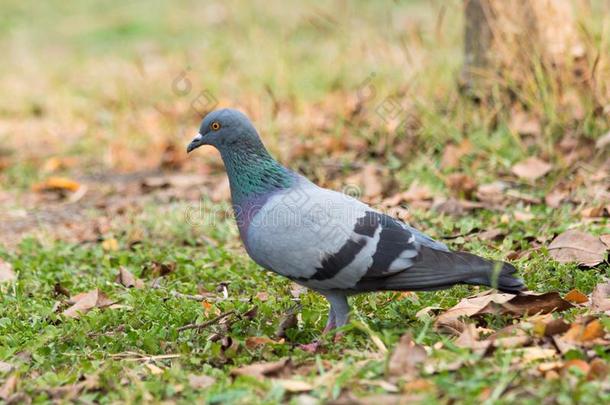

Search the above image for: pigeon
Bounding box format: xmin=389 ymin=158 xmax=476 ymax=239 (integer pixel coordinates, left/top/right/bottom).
xmin=187 ymin=108 xmax=525 ymax=349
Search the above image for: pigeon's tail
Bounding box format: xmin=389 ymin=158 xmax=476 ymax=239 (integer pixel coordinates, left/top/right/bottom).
xmin=354 ymin=247 xmax=526 ymax=294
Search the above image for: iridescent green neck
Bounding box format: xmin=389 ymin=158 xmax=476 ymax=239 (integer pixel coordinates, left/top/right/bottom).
xmin=220 ymin=145 xmax=294 ymax=205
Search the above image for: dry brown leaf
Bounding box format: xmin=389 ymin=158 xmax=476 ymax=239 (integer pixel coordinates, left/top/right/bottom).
xmin=62 ymin=289 xmax=116 ymax=318
xmin=255 ymin=292 xmax=269 ymax=301
xmin=274 ymin=379 xmax=313 ymax=392
xmin=453 ymin=324 xmax=491 ymax=354
xmin=563 ymin=359 xmax=590 ymax=374
xmin=32 ymin=176 xmax=81 ymax=193
xmin=276 ymin=306 xmax=299 ymax=338
xmin=511 ymin=157 xmax=552 ymax=181
xmin=361 ymin=163 xmax=383 ymax=199
xmin=519 ymin=347 xmax=557 ymax=364
xmin=102 ymin=238 xmax=119 ymax=252
xmin=0 ymin=361 xmax=13 ymax=373
xmin=146 ymin=363 xmax=164 ymax=375
xmin=141 ymin=174 xmax=205 ymax=190
xmin=387 ymin=333 xmax=427 ymax=379
xmin=0 ymin=259 xmax=16 ymax=283
xmin=548 ymin=230 xmax=607 ymax=267
xmin=116 ymin=267 xmax=144 ymax=289
xmin=595 ymin=131 xmax=610 ymax=149
xmin=441 ymin=140 xmax=472 ymax=170
xmin=45 ymin=375 xmax=99 ymax=400
xmin=545 ymin=188 xmax=568 ymax=208
xmin=188 ymin=374 xmax=216 ymax=390
xmin=230 ymin=358 xmax=291 ymax=380
xmin=587 ymin=358 xmax=609 ymax=381
xmin=564 ymin=289 xmax=588 ymax=304
xmin=436 ymin=291 xmax=573 ymax=333
xmin=600 ymin=234 xmax=610 ymax=249
xmin=561 ymin=319 xmax=605 ymax=343
xmin=476 ymin=182 xmax=506 ymax=205
xmin=510 ymin=111 xmax=541 ymax=136
xmin=445 ymin=173 xmax=477 ymax=197
xmin=591 ymin=280 xmax=610 ymax=313
xmin=0 ymin=374 xmax=17 ymax=400
xmin=245 ymin=336 xmax=283 ymax=349
xmin=513 ymin=211 xmax=534 ymax=222
xmin=580 ymin=206 xmax=609 ymax=218
xmin=476 ymin=292 xmax=573 ymax=317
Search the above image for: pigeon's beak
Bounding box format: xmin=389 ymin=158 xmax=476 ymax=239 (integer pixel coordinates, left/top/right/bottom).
xmin=187 ymin=133 xmax=204 ymax=153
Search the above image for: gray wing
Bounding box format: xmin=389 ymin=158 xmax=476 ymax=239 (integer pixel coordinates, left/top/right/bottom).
xmin=246 ymin=180 xmax=449 ymax=290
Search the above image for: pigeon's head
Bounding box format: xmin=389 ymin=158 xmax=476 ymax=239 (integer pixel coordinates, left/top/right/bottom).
xmin=187 ymin=108 xmax=262 ymax=154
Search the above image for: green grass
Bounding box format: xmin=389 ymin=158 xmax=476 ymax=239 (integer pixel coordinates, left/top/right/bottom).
xmin=1 ymin=200 xmax=608 ymax=403
xmin=1 ymin=0 xmax=610 ymax=403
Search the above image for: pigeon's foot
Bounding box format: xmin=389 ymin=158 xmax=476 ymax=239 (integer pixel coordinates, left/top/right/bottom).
xmin=333 ymin=332 xmax=344 ymax=343
xmin=298 ymin=341 xmax=322 ymax=353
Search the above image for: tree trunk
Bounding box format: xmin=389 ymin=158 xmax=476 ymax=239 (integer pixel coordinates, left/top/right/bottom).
xmin=460 ymin=0 xmax=586 ymax=100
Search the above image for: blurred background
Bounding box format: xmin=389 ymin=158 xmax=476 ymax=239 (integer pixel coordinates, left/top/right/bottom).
xmin=0 ymin=0 xmax=608 ymax=245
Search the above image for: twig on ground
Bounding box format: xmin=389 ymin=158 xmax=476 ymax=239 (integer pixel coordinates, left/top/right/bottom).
xmin=177 ymin=310 xmax=236 ymax=332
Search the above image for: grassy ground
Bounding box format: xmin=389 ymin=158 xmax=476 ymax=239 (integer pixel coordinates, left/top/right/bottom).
xmin=1 ymin=0 xmax=609 ymax=403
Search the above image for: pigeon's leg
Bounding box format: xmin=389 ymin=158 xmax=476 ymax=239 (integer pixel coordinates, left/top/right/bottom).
xmin=299 ymin=292 xmax=348 ymax=352
xmin=326 ymin=292 xmax=349 ymax=343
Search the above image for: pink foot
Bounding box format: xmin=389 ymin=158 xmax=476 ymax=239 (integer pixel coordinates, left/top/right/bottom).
xmin=298 ymin=341 xmax=322 ymax=353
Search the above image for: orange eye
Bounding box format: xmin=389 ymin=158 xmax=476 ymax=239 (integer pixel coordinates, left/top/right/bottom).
xmin=211 ymin=122 xmax=221 ymax=131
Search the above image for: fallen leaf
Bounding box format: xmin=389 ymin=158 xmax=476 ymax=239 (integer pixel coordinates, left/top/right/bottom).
xmin=0 ymin=375 xmax=17 ymax=400
xmin=435 ymin=291 xmax=573 ymax=333
xmin=587 ymin=358 xmax=609 ymax=381
xmin=274 ymin=379 xmax=313 ymax=392
xmin=564 ymin=289 xmax=588 ymax=304
xmin=387 ymin=333 xmax=427 ymax=379
xmin=445 ymin=173 xmax=477 ymax=197
xmin=453 ymin=323 xmax=491 ymax=354
xmin=476 ymin=292 xmax=573 ymax=317
xmin=477 ymin=228 xmax=506 ymax=241
xmin=561 ymin=319 xmax=605 ymax=343
xmin=245 ymin=336 xmax=282 ymax=349
xmin=536 ymin=318 xmax=571 ymax=337
xmin=513 ymin=211 xmax=534 ymax=222
xmin=141 ymin=174 xmax=205 ymax=190
xmin=276 ymin=305 xmax=300 ymax=338
xmin=545 ymin=188 xmax=568 ymax=208
xmin=102 ymin=238 xmax=119 ymax=252
xmin=188 ymin=374 xmax=216 ymax=390
xmin=256 ymin=292 xmax=269 ymax=301
xmin=361 ymin=163 xmax=383 ymax=199
xmin=0 ymin=259 xmax=16 ymax=283
xmin=511 ymin=157 xmax=552 ymax=181
xmin=441 ymin=140 xmax=472 ymax=170
xmin=146 ymin=363 xmax=164 ymax=375
xmin=115 ymin=267 xmax=144 ymax=289
xmin=146 ymin=261 xmax=177 ymax=277
xmin=580 ymin=205 xmax=608 ymax=218
xmin=230 ymin=358 xmax=291 ymax=380
xmin=0 ymin=361 xmax=13 ymax=373
xmin=600 ymin=234 xmax=610 ymax=249
xmin=595 ymin=131 xmax=610 ymax=149
xmin=476 ymin=181 xmax=507 ymax=205
xmin=510 ymin=111 xmax=541 ymax=136
xmin=62 ymin=289 xmax=116 ymax=318
xmin=45 ymin=375 xmax=99 ymax=400
xmin=520 ymin=347 xmax=558 ymax=363
xmin=563 ymin=359 xmax=590 ymax=374
xmin=548 ymin=230 xmax=607 ymax=267
xmin=32 ymin=177 xmax=81 ymax=193
xmin=591 ymin=280 xmax=610 ymax=313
